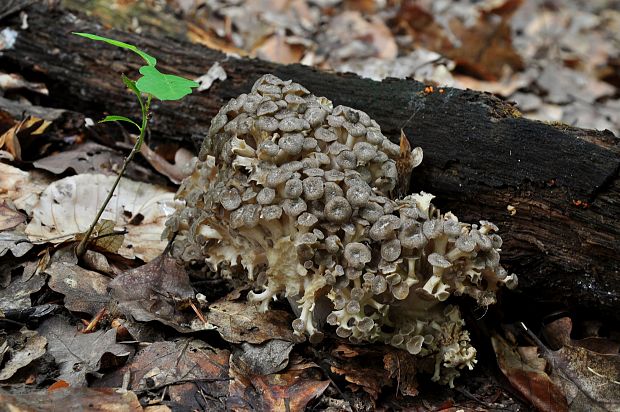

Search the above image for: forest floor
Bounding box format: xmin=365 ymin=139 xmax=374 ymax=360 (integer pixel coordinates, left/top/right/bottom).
xmin=0 ymin=0 xmax=619 ymax=411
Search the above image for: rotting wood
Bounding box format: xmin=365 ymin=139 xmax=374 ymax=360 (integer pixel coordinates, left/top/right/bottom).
xmin=0 ymin=3 xmax=618 ymax=321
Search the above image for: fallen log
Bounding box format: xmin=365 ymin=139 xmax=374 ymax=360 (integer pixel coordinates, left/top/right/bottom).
xmin=1 ymin=2 xmax=618 ymax=321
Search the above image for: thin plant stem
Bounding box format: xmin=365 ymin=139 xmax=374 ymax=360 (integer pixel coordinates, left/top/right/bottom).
xmin=76 ymin=94 xmax=152 ymax=259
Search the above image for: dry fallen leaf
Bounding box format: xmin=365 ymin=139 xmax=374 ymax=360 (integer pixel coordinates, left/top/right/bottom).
xmin=228 ymin=357 xmax=329 ymax=412
xmin=0 ymin=229 xmax=32 ymax=258
xmin=94 ymin=338 xmax=230 ymax=393
xmin=0 ymin=273 xmax=45 ymax=312
xmin=491 ymin=333 xmax=569 ymax=412
xmin=33 ymin=142 xmax=128 ymax=176
xmin=206 ymin=299 xmax=296 ymax=344
xmin=394 ymin=0 xmax=523 ymax=80
xmin=0 ymin=200 xmax=26 ymax=231
xmin=541 ymin=317 xmax=620 ymax=411
xmin=0 ymin=72 xmax=48 ymax=94
xmin=329 ymin=344 xmax=418 ymax=401
xmin=0 ymin=387 xmax=142 ymax=412
xmin=46 ymin=261 xmax=111 ymax=316
xmin=0 ymin=163 xmax=52 ymax=215
xmin=254 ymin=32 xmax=306 ymax=64
xmin=37 ymin=316 xmax=133 ymax=387
xmin=0 ymin=116 xmax=51 ymax=161
xmin=0 ymin=329 xmax=47 ymax=381
xmin=109 ymin=253 xmax=196 ymax=332
xmin=138 ymin=143 xmax=196 ymax=184
xmin=318 ymin=10 xmax=397 ymax=67
xmin=196 ymin=61 xmax=227 ymax=92
xmin=25 ymin=174 xmax=177 ymax=261
xmin=231 ymin=339 xmax=294 ymax=376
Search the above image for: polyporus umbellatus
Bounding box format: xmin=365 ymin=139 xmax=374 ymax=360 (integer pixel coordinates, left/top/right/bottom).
xmin=164 ymin=74 xmax=517 ymax=385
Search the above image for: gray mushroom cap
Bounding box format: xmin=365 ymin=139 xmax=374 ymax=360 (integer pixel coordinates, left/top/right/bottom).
xmin=381 ymin=239 xmax=402 ymax=262
xmin=261 ymin=205 xmax=282 ymax=220
xmin=298 ymin=212 xmax=319 ymax=227
xmin=314 ymin=127 xmax=337 ymax=142
xmin=282 ymin=198 xmax=307 ymax=217
xmin=220 ymin=187 xmax=242 ymax=211
xmin=266 ymin=168 xmax=293 ymax=188
xmin=302 ymin=177 xmax=325 ymax=200
xmin=360 ymin=202 xmax=384 ymax=223
xmin=279 ymin=133 xmax=304 ymax=156
xmin=455 ymin=234 xmax=476 ymax=252
xmin=371 ymin=275 xmax=388 ymax=294
xmin=428 ymin=253 xmax=452 ymax=268
xmin=353 ymin=141 xmax=377 ymax=163
xmin=257 ymin=140 xmax=279 ymax=159
xmin=283 ymin=178 xmax=303 ymax=198
xmin=369 ymin=215 xmax=401 ymax=240
xmin=324 ymin=196 xmax=353 ymax=223
xmin=257 ymin=187 xmax=276 ymax=205
xmin=344 ymin=242 xmax=372 ymax=269
xmin=346 ymin=184 xmax=371 ymax=208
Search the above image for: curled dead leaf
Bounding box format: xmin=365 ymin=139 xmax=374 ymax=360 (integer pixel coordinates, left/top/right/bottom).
xmin=491 ymin=333 xmax=568 ymax=412
xmin=109 ymin=253 xmax=196 ymax=333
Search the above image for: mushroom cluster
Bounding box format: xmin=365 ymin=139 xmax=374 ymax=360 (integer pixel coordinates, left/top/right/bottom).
xmin=164 ymin=75 xmax=517 ymax=385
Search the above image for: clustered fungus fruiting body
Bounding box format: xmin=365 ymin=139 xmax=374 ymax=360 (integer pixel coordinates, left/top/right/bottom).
xmin=164 ymin=75 xmax=517 ymax=385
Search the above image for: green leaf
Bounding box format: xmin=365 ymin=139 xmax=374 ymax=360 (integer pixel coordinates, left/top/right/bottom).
xmin=99 ymin=115 xmax=141 ymax=132
xmin=121 ymin=74 xmax=140 ymax=95
xmin=135 ymin=66 xmax=198 ymax=101
xmin=72 ymin=32 xmax=157 ymax=66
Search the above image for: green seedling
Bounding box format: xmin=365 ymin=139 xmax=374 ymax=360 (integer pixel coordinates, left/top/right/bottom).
xmin=73 ymin=32 xmax=198 ymax=259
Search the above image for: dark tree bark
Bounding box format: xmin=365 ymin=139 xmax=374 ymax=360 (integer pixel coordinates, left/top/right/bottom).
xmin=1 ymin=3 xmax=618 ymax=321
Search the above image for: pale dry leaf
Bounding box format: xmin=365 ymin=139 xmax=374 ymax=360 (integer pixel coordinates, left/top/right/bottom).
xmin=549 ymin=345 xmax=620 ymax=412
xmin=0 ymin=116 xmax=52 ymax=161
xmin=0 ymin=72 xmax=48 ymax=94
xmin=87 ymin=219 xmax=124 ymax=255
xmin=318 ymin=11 xmax=397 ymax=65
xmin=138 ymin=143 xmax=196 ymax=184
xmin=231 ymin=339 xmax=294 ymax=376
xmin=196 ymin=61 xmax=227 ymax=92
xmin=25 ymin=174 xmax=177 ymax=261
xmin=82 ymin=250 xmax=116 ymax=277
xmin=0 ymin=28 xmax=18 ymax=51
xmin=255 ymin=32 xmax=305 ymax=64
xmin=542 ymin=317 xmax=620 ymax=411
xmin=228 ymin=359 xmax=329 ymax=412
xmin=0 ymin=163 xmax=52 ymax=215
